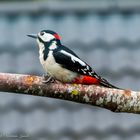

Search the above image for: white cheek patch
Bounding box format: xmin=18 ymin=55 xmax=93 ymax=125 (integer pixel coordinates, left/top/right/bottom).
xmin=40 ymin=33 xmax=54 ymax=42
xmin=60 ymin=50 xmax=86 ymax=66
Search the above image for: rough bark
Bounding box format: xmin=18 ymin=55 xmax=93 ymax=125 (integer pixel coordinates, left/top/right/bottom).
xmin=0 ymin=73 xmax=139 ymax=114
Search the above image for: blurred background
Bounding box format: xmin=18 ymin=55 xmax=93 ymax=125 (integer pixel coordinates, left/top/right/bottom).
xmin=0 ymin=0 xmax=140 ymax=140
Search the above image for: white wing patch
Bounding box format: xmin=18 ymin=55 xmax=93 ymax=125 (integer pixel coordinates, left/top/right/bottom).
xmin=60 ymin=50 xmax=86 ymax=66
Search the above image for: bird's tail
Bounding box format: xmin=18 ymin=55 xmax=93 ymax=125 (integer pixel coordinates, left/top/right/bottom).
xmin=72 ymin=75 xmax=120 ymax=89
xmin=99 ymin=77 xmax=120 ymax=89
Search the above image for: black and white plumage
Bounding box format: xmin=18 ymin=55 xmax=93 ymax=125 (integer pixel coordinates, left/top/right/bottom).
xmin=27 ymin=30 xmax=119 ymax=89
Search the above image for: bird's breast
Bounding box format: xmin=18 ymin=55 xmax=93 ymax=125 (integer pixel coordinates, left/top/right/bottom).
xmin=39 ymin=51 xmax=77 ymax=82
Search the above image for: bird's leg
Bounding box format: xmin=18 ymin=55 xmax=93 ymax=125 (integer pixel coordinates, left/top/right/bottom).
xmin=42 ymin=74 xmax=55 ymax=83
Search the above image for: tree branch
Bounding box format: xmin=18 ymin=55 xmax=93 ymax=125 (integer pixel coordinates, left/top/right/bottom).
xmin=0 ymin=72 xmax=139 ymax=114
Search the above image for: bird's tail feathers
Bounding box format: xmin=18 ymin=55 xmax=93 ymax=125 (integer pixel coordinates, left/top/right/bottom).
xmin=99 ymin=77 xmax=120 ymax=89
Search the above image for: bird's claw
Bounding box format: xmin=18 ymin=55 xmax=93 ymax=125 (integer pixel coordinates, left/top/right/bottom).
xmin=42 ymin=74 xmax=55 ymax=84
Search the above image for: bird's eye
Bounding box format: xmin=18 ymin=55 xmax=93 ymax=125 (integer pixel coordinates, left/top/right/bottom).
xmin=40 ymin=32 xmax=44 ymax=36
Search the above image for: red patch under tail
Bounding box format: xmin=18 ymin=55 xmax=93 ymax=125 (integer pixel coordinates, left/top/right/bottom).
xmin=72 ymin=76 xmax=100 ymax=85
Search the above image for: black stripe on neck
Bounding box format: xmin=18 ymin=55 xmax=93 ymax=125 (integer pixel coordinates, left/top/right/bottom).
xmin=38 ymin=37 xmax=61 ymax=60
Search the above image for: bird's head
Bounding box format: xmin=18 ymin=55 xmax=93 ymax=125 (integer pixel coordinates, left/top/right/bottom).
xmin=28 ymin=30 xmax=61 ymax=50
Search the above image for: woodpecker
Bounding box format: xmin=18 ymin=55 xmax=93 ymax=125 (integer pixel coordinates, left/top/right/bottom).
xmin=28 ymin=30 xmax=119 ymax=89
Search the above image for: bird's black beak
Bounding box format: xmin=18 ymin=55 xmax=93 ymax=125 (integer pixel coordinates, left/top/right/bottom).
xmin=27 ymin=34 xmax=37 ymax=39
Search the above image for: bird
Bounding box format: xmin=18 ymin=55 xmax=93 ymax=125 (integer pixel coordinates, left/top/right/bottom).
xmin=27 ymin=30 xmax=119 ymax=89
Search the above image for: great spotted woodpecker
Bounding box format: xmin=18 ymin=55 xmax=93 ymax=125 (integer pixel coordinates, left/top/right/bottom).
xmin=28 ymin=30 xmax=119 ymax=89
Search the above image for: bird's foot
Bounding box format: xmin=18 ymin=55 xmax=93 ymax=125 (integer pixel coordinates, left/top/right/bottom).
xmin=42 ymin=74 xmax=55 ymax=84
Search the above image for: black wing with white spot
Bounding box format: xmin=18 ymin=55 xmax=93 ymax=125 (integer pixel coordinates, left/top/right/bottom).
xmin=53 ymin=46 xmax=96 ymax=77
xmin=53 ymin=45 xmax=119 ymax=89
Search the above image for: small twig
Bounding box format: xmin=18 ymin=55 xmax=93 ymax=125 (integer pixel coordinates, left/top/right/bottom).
xmin=0 ymin=73 xmax=139 ymax=114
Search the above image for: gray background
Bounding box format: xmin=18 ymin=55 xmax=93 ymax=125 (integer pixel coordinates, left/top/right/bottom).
xmin=0 ymin=0 xmax=140 ymax=140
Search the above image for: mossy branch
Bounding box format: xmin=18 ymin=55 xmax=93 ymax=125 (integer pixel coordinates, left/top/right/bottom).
xmin=0 ymin=73 xmax=139 ymax=114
